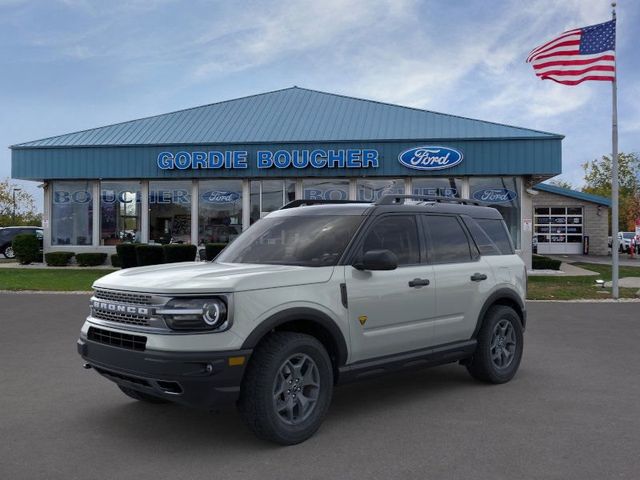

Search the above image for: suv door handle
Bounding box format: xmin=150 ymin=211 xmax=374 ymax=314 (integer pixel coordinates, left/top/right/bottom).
xmin=408 ymin=278 xmax=430 ymax=288
xmin=470 ymin=273 xmax=488 ymax=282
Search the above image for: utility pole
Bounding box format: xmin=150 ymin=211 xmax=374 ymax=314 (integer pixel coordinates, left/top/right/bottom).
xmin=12 ymin=187 xmax=22 ymax=224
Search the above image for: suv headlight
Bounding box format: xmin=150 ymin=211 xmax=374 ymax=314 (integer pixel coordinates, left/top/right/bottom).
xmin=157 ymin=297 xmax=229 ymax=332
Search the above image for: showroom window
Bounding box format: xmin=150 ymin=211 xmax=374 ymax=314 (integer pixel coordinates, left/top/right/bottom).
xmin=100 ymin=181 xmax=141 ymax=245
xmin=250 ymin=180 xmax=296 ymax=224
xmin=412 ymin=177 xmax=462 ymax=198
xmin=198 ymin=180 xmax=243 ymax=245
xmin=356 ymin=179 xmax=404 ymax=201
xmin=302 ymin=179 xmax=349 ymax=200
xmin=51 ymin=181 xmax=93 ymax=245
xmin=469 ymin=177 xmax=521 ymax=248
xmin=149 ymin=181 xmax=192 ymax=244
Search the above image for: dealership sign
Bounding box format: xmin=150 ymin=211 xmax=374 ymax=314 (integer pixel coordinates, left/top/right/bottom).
xmin=472 ymin=188 xmax=517 ymax=203
xmin=398 ymin=146 xmax=463 ymax=170
xmin=156 ymin=149 xmax=379 ymax=170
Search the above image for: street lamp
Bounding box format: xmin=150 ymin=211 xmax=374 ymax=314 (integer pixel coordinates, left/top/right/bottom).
xmin=12 ymin=188 xmax=22 ymax=224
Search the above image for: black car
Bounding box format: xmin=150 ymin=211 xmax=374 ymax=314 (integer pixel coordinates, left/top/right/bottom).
xmin=0 ymin=226 xmax=43 ymax=258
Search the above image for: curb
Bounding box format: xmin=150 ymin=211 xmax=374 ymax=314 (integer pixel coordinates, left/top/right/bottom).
xmin=527 ymin=298 xmax=640 ymax=303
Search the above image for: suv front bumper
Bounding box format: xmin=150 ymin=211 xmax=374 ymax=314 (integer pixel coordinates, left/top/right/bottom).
xmin=77 ymin=338 xmax=252 ymax=409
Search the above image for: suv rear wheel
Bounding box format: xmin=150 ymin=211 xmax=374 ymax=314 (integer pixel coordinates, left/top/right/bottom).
xmin=466 ymin=305 xmax=523 ymax=384
xmin=239 ymin=331 xmax=333 ymax=445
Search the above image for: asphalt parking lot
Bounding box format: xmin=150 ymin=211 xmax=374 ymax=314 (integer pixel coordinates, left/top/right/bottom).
xmin=1 ymin=295 xmax=639 ymax=480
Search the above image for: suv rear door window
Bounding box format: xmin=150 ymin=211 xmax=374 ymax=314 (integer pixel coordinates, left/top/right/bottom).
xmin=422 ymin=215 xmax=472 ymax=263
xmin=361 ymin=215 xmax=420 ymax=265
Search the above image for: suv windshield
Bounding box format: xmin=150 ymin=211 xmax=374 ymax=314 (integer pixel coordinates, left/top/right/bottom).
xmin=216 ymin=215 xmax=363 ymax=266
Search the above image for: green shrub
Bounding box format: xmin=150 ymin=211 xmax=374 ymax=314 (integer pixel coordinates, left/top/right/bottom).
xmin=45 ymin=251 xmax=75 ymax=267
xmin=162 ymin=244 xmax=197 ymax=263
xmin=116 ymin=243 xmax=138 ymax=269
xmin=532 ymin=255 xmax=562 ymax=270
xmin=75 ymin=253 xmax=107 ymax=267
xmin=205 ymin=243 xmax=227 ymax=261
xmin=135 ymin=245 xmax=164 ymax=266
xmin=12 ymin=234 xmax=41 ymax=265
xmin=110 ymin=254 xmax=121 ymax=268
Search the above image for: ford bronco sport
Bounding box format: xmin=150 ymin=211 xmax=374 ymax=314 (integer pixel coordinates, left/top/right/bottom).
xmin=78 ymin=195 xmax=526 ymax=444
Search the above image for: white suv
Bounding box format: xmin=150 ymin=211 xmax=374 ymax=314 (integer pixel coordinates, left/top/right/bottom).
xmin=78 ymin=195 xmax=526 ymax=444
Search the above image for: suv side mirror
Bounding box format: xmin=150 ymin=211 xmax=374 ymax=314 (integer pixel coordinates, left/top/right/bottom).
xmin=353 ymin=249 xmax=398 ymax=271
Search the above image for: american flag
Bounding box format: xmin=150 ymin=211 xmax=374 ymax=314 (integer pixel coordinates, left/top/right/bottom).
xmin=526 ymin=19 xmax=616 ymax=85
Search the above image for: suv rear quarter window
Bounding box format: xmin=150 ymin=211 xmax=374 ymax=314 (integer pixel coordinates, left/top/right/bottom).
xmin=475 ymin=218 xmax=515 ymax=254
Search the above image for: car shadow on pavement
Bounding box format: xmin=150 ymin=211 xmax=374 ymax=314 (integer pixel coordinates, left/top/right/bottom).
xmin=76 ymin=363 xmax=483 ymax=450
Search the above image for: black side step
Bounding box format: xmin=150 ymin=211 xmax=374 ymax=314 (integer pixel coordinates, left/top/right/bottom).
xmin=337 ymin=340 xmax=477 ymax=384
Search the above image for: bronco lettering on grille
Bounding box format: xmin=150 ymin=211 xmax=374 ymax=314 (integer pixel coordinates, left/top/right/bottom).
xmin=92 ymin=300 xmax=149 ymax=316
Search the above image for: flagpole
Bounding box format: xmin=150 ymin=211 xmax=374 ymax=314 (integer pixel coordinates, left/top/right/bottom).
xmin=611 ymin=1 xmax=620 ymax=298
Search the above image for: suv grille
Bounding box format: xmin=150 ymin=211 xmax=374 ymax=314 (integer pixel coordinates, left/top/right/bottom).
xmin=91 ymin=309 xmax=151 ymax=327
xmin=88 ymin=327 xmax=147 ymax=351
xmin=94 ymin=289 xmax=152 ymax=305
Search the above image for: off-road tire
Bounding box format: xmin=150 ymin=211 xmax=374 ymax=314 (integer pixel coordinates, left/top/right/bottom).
xmin=466 ymin=305 xmax=523 ymax=384
xmin=118 ymin=385 xmax=170 ymax=404
xmin=238 ymin=331 xmax=333 ymax=445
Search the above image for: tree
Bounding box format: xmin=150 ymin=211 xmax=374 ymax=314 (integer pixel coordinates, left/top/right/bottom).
xmin=582 ymin=152 xmax=640 ymax=232
xmin=547 ymin=178 xmax=574 ymax=190
xmin=0 ymin=179 xmax=42 ymax=227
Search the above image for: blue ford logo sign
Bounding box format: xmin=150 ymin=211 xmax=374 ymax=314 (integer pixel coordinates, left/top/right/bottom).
xmin=398 ymin=146 xmax=463 ymax=170
xmin=472 ymin=188 xmax=518 ymax=203
xmin=200 ymin=191 xmax=240 ymax=204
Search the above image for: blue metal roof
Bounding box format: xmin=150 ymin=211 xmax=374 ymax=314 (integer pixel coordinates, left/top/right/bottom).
xmin=12 ymin=87 xmax=562 ymax=148
xmin=533 ymin=183 xmax=611 ymax=206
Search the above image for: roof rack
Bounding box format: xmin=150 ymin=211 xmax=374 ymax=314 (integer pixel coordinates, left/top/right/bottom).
xmin=280 ymin=199 xmax=371 ymax=209
xmin=375 ymin=194 xmax=481 ymax=206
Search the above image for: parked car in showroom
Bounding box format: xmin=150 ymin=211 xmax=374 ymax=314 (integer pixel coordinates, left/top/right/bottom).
xmin=0 ymin=226 xmax=43 ymax=258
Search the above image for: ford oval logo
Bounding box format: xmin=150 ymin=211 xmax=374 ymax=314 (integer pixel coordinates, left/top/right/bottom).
xmin=398 ymin=146 xmax=463 ymax=171
xmin=472 ymin=188 xmax=518 ymax=203
xmin=200 ymin=191 xmax=240 ymax=204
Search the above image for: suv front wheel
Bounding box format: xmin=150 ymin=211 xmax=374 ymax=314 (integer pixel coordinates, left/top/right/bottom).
xmin=2 ymin=244 xmax=15 ymax=259
xmin=239 ymin=331 xmax=334 ymax=445
xmin=466 ymin=305 xmax=523 ymax=384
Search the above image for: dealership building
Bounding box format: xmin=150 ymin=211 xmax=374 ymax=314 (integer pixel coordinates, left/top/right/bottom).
xmin=10 ymin=87 xmax=611 ymax=266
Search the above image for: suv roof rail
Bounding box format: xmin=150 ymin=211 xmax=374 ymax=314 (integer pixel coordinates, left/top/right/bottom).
xmin=375 ymin=194 xmax=481 ymax=206
xmin=280 ymin=199 xmax=371 ymax=209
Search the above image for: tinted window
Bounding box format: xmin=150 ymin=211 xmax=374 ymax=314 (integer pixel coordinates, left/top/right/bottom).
xmin=463 ymin=218 xmax=500 ymax=256
xmin=361 ymin=216 xmax=420 ymax=265
xmin=476 ymin=219 xmax=514 ymax=254
xmin=423 ymin=215 xmax=472 ymax=263
xmin=217 ymin=215 xmax=362 ymax=266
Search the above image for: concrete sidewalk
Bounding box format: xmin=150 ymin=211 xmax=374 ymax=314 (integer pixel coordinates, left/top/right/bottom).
xmin=528 ymin=262 xmax=599 ymax=276
xmin=547 ymin=253 xmax=640 ymax=267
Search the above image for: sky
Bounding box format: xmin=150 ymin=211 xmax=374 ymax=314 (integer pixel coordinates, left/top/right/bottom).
xmin=1 ymin=0 xmax=639 ymax=211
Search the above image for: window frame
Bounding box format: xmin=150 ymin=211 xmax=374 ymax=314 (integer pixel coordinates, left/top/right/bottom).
xmin=344 ymin=213 xmax=425 ymax=268
xmin=421 ymin=213 xmax=479 ymax=265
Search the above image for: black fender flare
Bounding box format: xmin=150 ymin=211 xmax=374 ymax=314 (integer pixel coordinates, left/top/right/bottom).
xmin=241 ymin=307 xmax=349 ymax=366
xmin=472 ymin=288 xmax=526 ymax=338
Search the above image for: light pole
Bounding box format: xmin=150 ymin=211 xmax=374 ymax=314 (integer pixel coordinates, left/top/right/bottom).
xmin=12 ymin=187 xmax=22 ymax=224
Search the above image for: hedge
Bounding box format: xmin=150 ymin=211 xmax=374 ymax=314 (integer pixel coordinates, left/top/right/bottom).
xmin=110 ymin=254 xmax=121 ymax=268
xmin=12 ymin=234 xmax=41 ymax=265
xmin=205 ymin=243 xmax=227 ymax=261
xmin=76 ymin=253 xmax=107 ymax=267
xmin=532 ymin=255 xmax=562 ymax=270
xmin=116 ymin=243 xmax=138 ymax=269
xmin=135 ymin=245 xmax=164 ymax=266
xmin=163 ymin=244 xmax=197 ymax=263
xmin=45 ymin=251 xmax=75 ymax=267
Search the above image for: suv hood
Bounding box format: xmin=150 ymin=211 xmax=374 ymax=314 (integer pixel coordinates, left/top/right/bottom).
xmin=93 ymin=262 xmax=335 ymax=294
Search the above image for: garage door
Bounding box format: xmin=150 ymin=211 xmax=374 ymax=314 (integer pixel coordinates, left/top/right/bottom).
xmin=535 ymin=207 xmax=583 ymax=254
